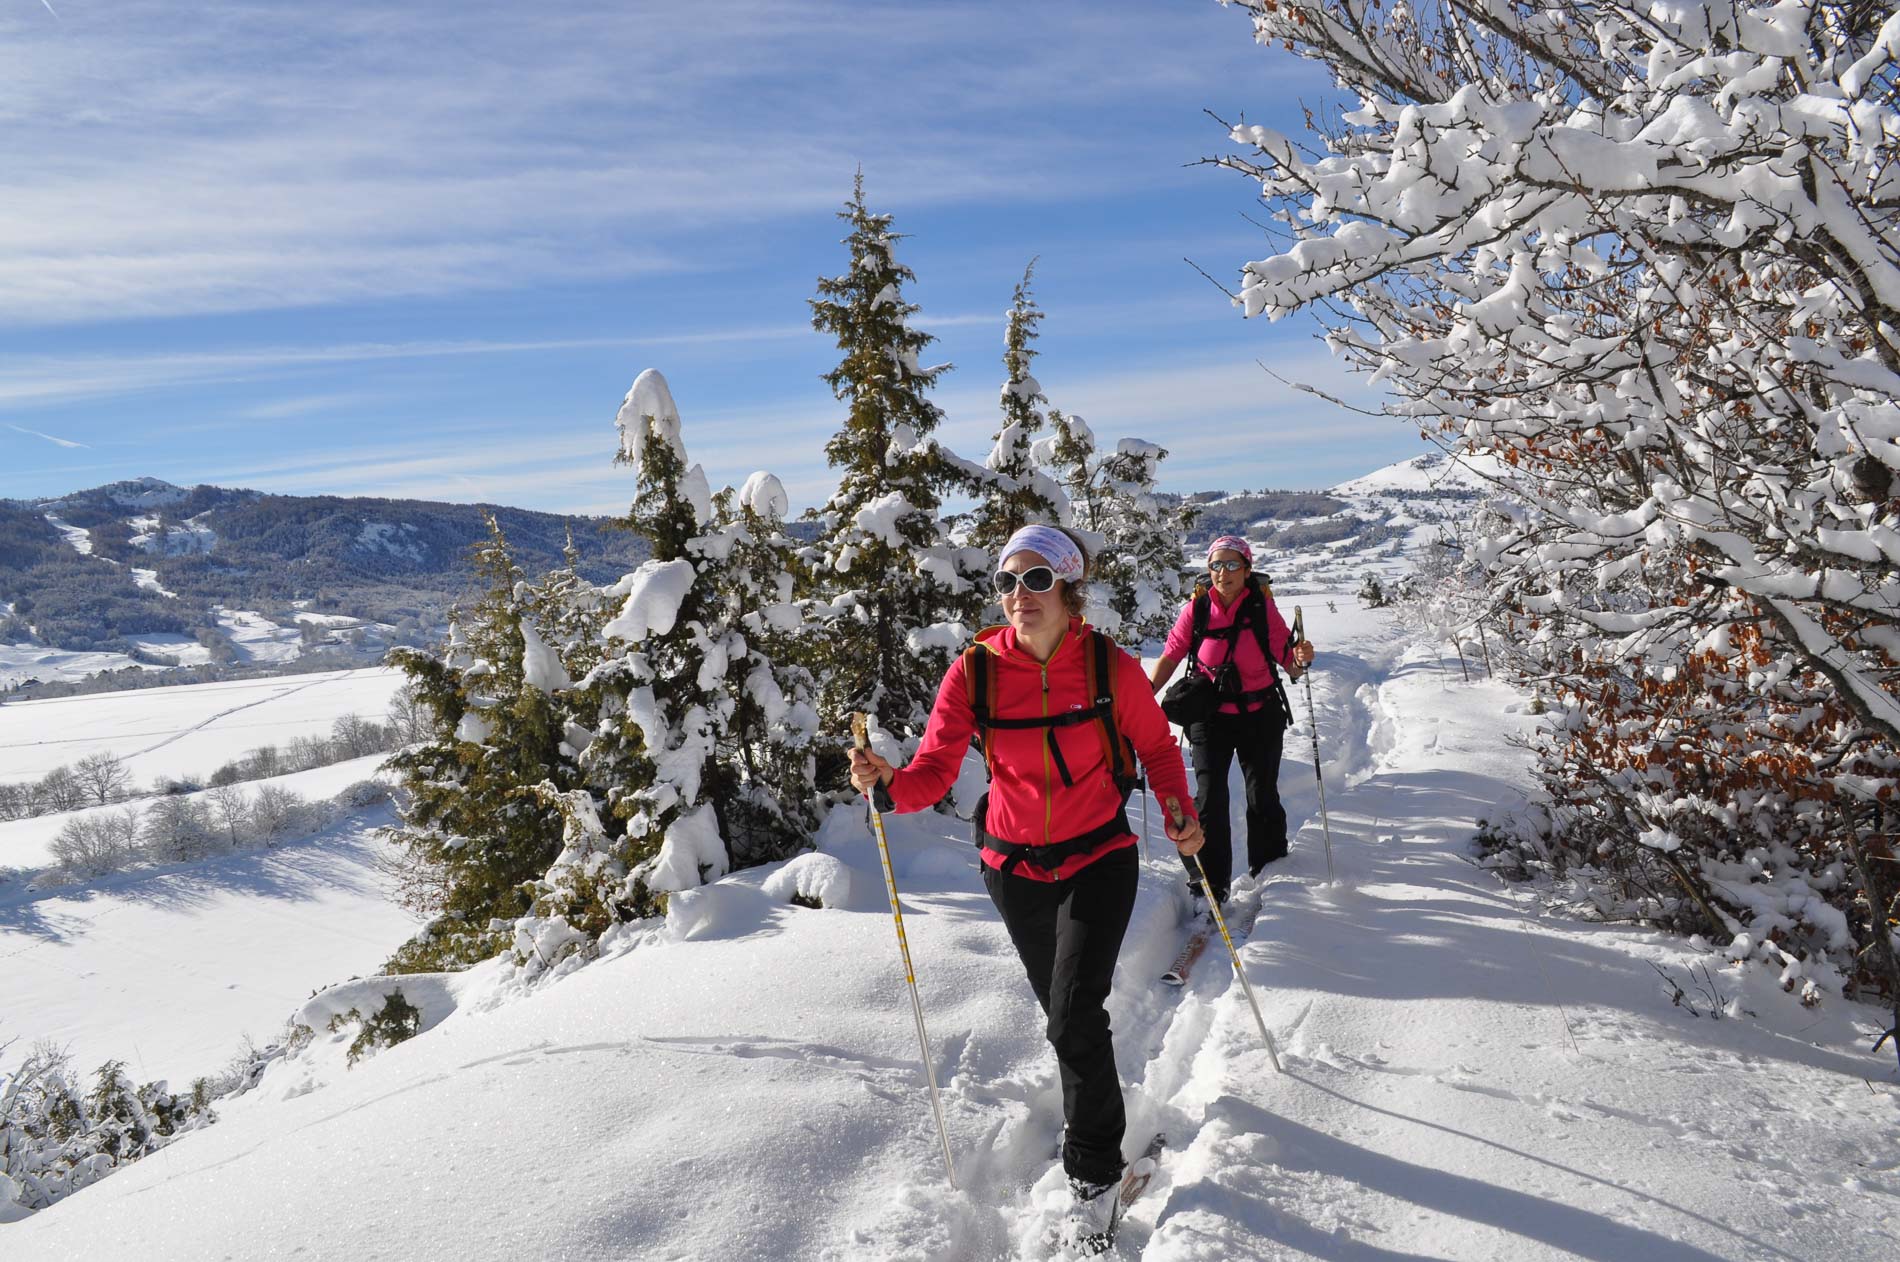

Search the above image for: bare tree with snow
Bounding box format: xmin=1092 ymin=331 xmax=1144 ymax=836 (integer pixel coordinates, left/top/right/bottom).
xmin=1212 ymin=0 xmax=1900 ymax=1018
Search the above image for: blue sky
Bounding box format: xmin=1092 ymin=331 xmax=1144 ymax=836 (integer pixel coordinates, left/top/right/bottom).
xmin=0 ymin=0 xmax=1408 ymax=515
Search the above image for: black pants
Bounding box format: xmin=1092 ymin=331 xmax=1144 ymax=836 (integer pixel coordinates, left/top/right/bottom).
xmin=983 ymin=844 xmax=1137 ymax=1186
xmin=1185 ymin=705 xmax=1287 ymax=902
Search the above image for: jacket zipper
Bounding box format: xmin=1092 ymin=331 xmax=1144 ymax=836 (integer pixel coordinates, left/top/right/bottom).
xmin=1039 ymin=658 xmax=1052 ymax=844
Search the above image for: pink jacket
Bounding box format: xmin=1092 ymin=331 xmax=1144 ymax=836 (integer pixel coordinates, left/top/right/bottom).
xmin=886 ymin=618 xmax=1197 ymax=881
xmin=1162 ymin=587 xmax=1294 ymax=716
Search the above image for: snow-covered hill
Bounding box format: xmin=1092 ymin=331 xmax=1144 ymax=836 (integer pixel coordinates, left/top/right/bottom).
xmin=6 ymin=574 xmax=1891 ymax=1259
xmin=1326 ymin=450 xmax=1505 ymax=497
xmin=0 ymin=666 xmax=404 ymax=793
xmin=0 ymin=668 xmax=414 ymax=1086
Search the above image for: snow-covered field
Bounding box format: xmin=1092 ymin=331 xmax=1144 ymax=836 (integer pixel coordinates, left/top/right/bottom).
xmin=0 ymin=753 xmax=395 ymax=872
xmin=7 ymin=586 xmax=1892 ymax=1258
xmin=213 ymin=607 xmax=305 ymax=664
xmin=0 ymin=644 xmax=156 ymax=691
xmin=0 ymin=666 xmax=404 ymax=788
xmin=0 ymin=804 xmax=419 ymax=1086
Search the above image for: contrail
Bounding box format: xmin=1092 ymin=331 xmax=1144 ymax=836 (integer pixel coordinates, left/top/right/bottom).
xmin=6 ymin=423 xmax=88 ymax=449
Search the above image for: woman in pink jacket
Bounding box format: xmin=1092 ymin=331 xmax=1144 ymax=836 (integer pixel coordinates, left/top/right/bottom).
xmin=1149 ymin=536 xmax=1315 ymax=906
xmin=849 ymin=524 xmax=1201 ymax=1252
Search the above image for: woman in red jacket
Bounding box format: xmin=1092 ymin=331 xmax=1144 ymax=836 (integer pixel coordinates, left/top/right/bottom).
xmin=850 ymin=524 xmax=1202 ymax=1251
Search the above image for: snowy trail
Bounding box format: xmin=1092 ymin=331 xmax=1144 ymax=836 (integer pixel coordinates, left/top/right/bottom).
xmin=8 ymin=605 xmax=1895 ymax=1259
xmin=1117 ymin=632 xmax=1889 ymax=1261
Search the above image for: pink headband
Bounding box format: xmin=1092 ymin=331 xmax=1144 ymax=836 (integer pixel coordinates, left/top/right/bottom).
xmin=1207 ymin=535 xmax=1253 ymax=565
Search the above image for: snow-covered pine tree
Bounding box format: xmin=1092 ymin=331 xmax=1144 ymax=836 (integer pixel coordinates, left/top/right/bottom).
xmin=523 ymin=369 xmax=727 ymax=964
xmin=967 ymin=260 xmax=1067 ymax=555
xmin=1212 ymin=0 xmax=1900 ymax=1017
xmin=807 ymin=174 xmax=987 ymax=742
xmin=690 ymin=472 xmax=821 ymax=867
xmin=382 ymin=514 xmax=582 ymax=972
xmin=531 ymin=525 xmax=610 ymax=688
xmin=1034 ymin=411 xmax=1196 ymax=645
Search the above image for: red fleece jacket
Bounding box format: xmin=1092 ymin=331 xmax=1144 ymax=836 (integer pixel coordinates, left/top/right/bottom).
xmin=885 ymin=618 xmax=1198 ymax=881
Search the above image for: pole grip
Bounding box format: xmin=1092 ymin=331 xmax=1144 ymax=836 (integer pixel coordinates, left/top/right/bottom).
xmin=850 ymin=712 xmax=870 ymax=751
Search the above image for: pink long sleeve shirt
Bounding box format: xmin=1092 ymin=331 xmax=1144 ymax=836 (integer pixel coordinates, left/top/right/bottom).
xmin=1162 ymin=587 xmax=1294 ymax=716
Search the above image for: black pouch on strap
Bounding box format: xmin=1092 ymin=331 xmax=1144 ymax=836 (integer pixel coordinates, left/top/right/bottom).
xmin=1160 ymin=672 xmax=1220 ymax=726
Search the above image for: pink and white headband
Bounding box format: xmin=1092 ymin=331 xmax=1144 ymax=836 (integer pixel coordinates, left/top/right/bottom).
xmin=999 ymin=524 xmax=1086 ymax=582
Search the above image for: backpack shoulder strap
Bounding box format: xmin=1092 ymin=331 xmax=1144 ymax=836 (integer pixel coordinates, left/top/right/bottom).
xmin=963 ymin=644 xmax=998 ymax=776
xmin=1188 ymin=590 xmax=1212 ymax=659
xmin=1086 ymin=629 xmax=1137 ymax=795
xmin=1242 ymin=582 xmax=1280 ymax=678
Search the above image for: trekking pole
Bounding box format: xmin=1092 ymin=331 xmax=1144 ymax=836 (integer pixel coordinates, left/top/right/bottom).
xmin=1292 ymin=607 xmax=1337 ymax=884
xmin=851 ymin=713 xmax=958 ymax=1189
xmin=1139 ymin=776 xmax=1151 ymax=861
xmin=1168 ymin=797 xmax=1282 ymax=1073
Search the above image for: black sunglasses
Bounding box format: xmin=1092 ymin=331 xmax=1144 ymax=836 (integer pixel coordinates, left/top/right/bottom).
xmin=992 ymin=566 xmax=1058 ymax=595
xmin=1208 ymin=559 xmax=1248 ymax=573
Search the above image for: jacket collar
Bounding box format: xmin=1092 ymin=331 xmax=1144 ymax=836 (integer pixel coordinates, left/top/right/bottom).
xmin=973 ymin=615 xmax=1088 ymax=667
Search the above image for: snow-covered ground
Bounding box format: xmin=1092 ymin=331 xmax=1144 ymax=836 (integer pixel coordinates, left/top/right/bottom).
xmin=127 ymin=512 xmax=217 ymax=555
xmin=7 ymin=590 xmax=1892 ymax=1258
xmin=0 ymin=753 xmax=395 ymax=872
xmin=0 ymin=802 xmax=418 ymax=1086
xmin=213 ymin=607 xmax=304 ymax=663
xmin=40 ymin=513 xmax=94 ymax=556
xmin=0 ymin=666 xmax=404 ymax=788
xmin=1327 ymin=451 xmax=1503 ymax=497
xmin=130 ymin=567 xmax=180 ymax=598
xmin=0 ymin=645 xmax=155 ymax=691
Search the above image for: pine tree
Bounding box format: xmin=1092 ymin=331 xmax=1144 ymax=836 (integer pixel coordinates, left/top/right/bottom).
xmin=968 ymin=260 xmax=1067 ymax=554
xmin=1096 ymin=439 xmax=1197 ymax=647
xmin=1034 ymin=413 xmax=1195 ymax=644
xmin=694 ymin=473 xmax=821 ymax=867
xmin=807 ymin=174 xmax=986 ymax=740
xmin=382 ymin=514 xmax=582 ymax=972
xmin=528 ymin=369 xmax=728 ymax=961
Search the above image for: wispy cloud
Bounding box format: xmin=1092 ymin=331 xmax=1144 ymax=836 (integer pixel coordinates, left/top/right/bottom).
xmin=160 ymin=342 xmax=1402 ymax=512
xmin=0 ymin=328 xmax=802 ymax=409
xmin=5 ymin=422 xmax=89 ymax=449
xmin=0 ymin=1 xmax=1295 ymax=326
xmin=0 ymin=305 xmax=1117 ymax=413
xmin=237 ymin=392 xmax=386 ymax=421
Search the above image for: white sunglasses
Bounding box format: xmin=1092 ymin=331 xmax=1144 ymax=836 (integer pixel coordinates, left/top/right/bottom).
xmin=992 ymin=566 xmax=1058 ymax=595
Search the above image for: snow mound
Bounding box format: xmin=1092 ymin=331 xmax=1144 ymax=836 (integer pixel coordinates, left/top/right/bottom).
xmin=293 ymin=973 xmax=464 ymax=1045
xmin=760 ymin=852 xmax=869 ymax=911
xmin=664 ymin=881 xmax=774 ymax=941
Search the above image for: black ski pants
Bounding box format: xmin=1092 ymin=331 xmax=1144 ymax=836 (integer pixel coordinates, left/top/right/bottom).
xmin=982 ymin=843 xmax=1138 ymax=1187
xmin=1184 ymin=703 xmax=1287 ymax=902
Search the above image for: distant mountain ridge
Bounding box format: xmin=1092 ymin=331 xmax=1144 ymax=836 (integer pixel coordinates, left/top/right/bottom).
xmin=2 ymin=454 xmax=1487 ymax=693
xmin=1 ymin=479 xmax=650 ymax=680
